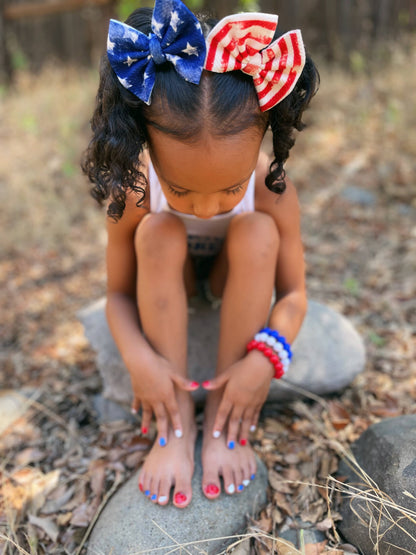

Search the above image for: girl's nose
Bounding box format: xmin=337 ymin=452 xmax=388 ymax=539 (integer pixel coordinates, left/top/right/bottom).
xmin=192 ymin=196 xmax=219 ymax=219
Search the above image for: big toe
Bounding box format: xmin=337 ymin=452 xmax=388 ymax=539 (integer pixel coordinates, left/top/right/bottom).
xmin=202 ymin=470 xmax=221 ymax=500
xmin=173 ymin=477 xmax=192 ymax=509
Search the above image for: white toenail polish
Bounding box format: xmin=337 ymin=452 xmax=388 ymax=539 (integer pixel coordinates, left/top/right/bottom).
xmin=250 ymin=425 xmax=256 ymax=432
xmin=243 ymin=480 xmax=250 ymax=487
xmin=175 ymin=429 xmax=183 ymax=438
xmin=158 ymin=496 xmax=168 ymax=503
xmin=227 ymin=484 xmax=235 ymax=494
xmin=213 ymin=430 xmax=221 ymax=439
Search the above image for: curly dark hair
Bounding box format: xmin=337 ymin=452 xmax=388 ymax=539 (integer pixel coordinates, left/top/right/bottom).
xmin=81 ymin=7 xmax=319 ymax=221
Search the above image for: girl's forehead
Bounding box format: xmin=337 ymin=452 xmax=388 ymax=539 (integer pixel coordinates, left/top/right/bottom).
xmin=148 ymin=127 xmax=263 ymax=191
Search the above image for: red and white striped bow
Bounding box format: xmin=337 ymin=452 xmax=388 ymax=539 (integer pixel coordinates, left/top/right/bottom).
xmin=204 ymin=13 xmax=305 ymax=112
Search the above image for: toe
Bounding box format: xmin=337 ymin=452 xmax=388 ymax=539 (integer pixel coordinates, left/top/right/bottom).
xmin=173 ymin=478 xmax=192 ymax=509
xmin=157 ymin=477 xmax=171 ymax=506
xmin=222 ymin=466 xmax=235 ymax=495
xmin=202 ymin=470 xmax=221 ymax=500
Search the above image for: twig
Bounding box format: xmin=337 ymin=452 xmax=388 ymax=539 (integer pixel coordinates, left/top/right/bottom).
xmin=0 ymin=534 xmax=31 ymax=555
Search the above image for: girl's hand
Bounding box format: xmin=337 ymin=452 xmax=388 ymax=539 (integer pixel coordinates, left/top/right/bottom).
xmin=129 ymin=349 xmax=198 ymax=444
xmin=203 ymin=351 xmax=274 ymax=447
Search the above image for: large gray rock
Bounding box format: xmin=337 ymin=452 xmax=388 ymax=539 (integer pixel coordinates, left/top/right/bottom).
xmin=87 ymin=437 xmax=268 ymax=554
xmin=338 ymin=416 xmax=416 ymax=555
xmin=79 ymin=298 xmax=365 ymax=406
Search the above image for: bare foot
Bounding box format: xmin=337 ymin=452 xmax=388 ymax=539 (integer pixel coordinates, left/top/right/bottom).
xmin=138 ymin=393 xmax=196 ymax=508
xmin=201 ymin=391 xmax=257 ymax=500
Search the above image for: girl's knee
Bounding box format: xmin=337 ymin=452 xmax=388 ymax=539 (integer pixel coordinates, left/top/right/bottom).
xmin=135 ymin=213 xmax=188 ymax=263
xmin=227 ymin=212 xmax=279 ymax=263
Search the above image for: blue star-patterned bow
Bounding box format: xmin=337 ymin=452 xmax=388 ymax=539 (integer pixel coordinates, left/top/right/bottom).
xmin=107 ymin=0 xmax=206 ymax=104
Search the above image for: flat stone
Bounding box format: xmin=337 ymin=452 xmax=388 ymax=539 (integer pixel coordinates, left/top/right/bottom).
xmin=87 ymin=436 xmax=268 ymax=554
xmin=340 ymin=185 xmax=377 ymax=207
xmin=78 ymin=299 xmax=365 ymax=406
xmin=338 ymin=415 xmax=416 ymax=555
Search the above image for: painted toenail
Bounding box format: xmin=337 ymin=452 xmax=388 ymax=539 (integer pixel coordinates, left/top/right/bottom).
xmin=131 ymin=407 xmax=137 ymax=415
xmin=250 ymin=425 xmax=256 ymax=432
xmin=205 ymin=484 xmax=220 ymax=495
xmin=159 ymin=437 xmax=167 ymax=447
xmin=142 ymin=427 xmax=148 ymax=435
xmin=151 ymin=494 xmax=157 ymax=501
xmin=213 ymin=430 xmax=221 ymax=439
xmin=174 ymin=429 xmax=183 ymax=438
xmin=174 ymin=492 xmax=187 ymax=505
xmin=145 ymin=490 xmax=150 ymax=496
xmin=139 ymin=483 xmax=144 ymax=492
xmin=243 ymin=479 xmax=250 ymax=487
xmin=238 ymin=485 xmax=244 ymax=491
xmin=158 ymin=496 xmax=168 ymax=504
xmin=227 ymin=484 xmax=235 ymax=494
xmin=228 ymin=440 xmax=235 ymax=449
xmin=250 ymin=474 xmax=256 ymax=480
xmin=240 ymin=438 xmax=247 ymax=446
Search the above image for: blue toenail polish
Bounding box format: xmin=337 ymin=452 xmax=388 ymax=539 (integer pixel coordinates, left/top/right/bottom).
xmin=159 ymin=437 xmax=167 ymax=447
xmin=228 ymin=441 xmax=235 ymax=450
xmin=238 ymin=485 xmax=244 ymax=491
xmin=250 ymin=474 xmax=256 ymax=480
xmin=145 ymin=490 xmax=150 ymax=496
xmin=151 ymin=494 xmax=157 ymax=501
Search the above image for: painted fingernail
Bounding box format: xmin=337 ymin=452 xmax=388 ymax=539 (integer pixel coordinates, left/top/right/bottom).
xmin=174 ymin=429 xmax=183 ymax=439
xmin=174 ymin=492 xmax=187 ymax=505
xmin=139 ymin=483 xmax=144 ymax=492
xmin=142 ymin=427 xmax=148 ymax=435
xmin=190 ymin=381 xmax=200 ymax=389
xmin=151 ymin=494 xmax=157 ymax=501
xmin=238 ymin=485 xmax=244 ymax=492
xmin=240 ymin=438 xmax=247 ymax=446
xmin=131 ymin=407 xmax=138 ymax=415
xmin=227 ymin=484 xmax=235 ymax=494
xmin=243 ymin=479 xmax=250 ymax=487
xmin=227 ymin=440 xmax=235 ymax=450
xmin=205 ymin=483 xmax=220 ymax=496
xmin=158 ymin=496 xmax=168 ymax=504
xmin=159 ymin=437 xmax=167 ymax=447
xmin=202 ymin=381 xmax=211 ymax=388
xmin=213 ymin=430 xmax=221 ymax=439
xmin=145 ymin=490 xmax=150 ymax=496
xmin=250 ymin=474 xmax=256 ymax=480
xmin=250 ymin=425 xmax=256 ymax=432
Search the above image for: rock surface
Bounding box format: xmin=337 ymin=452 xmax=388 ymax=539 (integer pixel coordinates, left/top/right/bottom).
xmin=79 ymin=298 xmax=365 ymax=406
xmin=87 ymin=436 xmax=268 ymax=554
xmin=338 ymin=415 xmax=416 ymax=555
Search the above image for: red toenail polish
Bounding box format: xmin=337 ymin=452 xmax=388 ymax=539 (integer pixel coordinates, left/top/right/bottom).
xmin=202 ymin=381 xmax=211 ymax=388
xmin=205 ymin=484 xmax=219 ymax=495
xmin=190 ymin=381 xmax=199 ymax=388
xmin=240 ymin=438 xmax=247 ymax=446
xmin=139 ymin=483 xmax=143 ymax=492
xmin=142 ymin=427 xmax=148 ymax=435
xmin=174 ymin=492 xmax=187 ymax=505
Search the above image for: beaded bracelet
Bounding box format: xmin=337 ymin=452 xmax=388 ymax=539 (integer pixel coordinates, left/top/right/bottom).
xmin=247 ymin=328 xmax=292 ymax=380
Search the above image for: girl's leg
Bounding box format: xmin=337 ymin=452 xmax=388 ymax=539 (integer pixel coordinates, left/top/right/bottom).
xmin=135 ymin=212 xmax=197 ymax=508
xmin=201 ymin=212 xmax=279 ymax=498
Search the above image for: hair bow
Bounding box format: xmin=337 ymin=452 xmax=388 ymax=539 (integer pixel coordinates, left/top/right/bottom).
xmin=107 ymin=0 xmax=206 ymax=104
xmin=205 ymin=13 xmax=305 ymax=112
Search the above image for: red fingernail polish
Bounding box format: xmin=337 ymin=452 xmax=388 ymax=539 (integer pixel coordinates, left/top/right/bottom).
xmin=190 ymin=381 xmax=199 ymax=388
xmin=142 ymin=427 xmax=148 ymax=435
xmin=205 ymin=483 xmax=219 ymax=495
xmin=240 ymin=439 xmax=247 ymax=446
xmin=139 ymin=483 xmax=144 ymax=492
xmin=174 ymin=492 xmax=187 ymax=505
xmin=202 ymin=381 xmax=211 ymax=388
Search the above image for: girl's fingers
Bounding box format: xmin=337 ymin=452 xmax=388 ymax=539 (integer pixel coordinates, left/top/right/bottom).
xmin=165 ymin=397 xmax=183 ymax=439
xmin=238 ymin=408 xmax=255 ymax=446
xmin=131 ymin=397 xmax=140 ymax=415
xmin=202 ymin=372 xmax=230 ymax=391
xmin=212 ymin=398 xmax=232 ymax=439
xmin=250 ymin=407 xmax=262 ymax=433
xmin=153 ymin=403 xmax=169 ymax=446
xmin=141 ymin=402 xmax=152 ymax=435
xmin=226 ymin=406 xmax=244 ymax=450
xmin=170 ymin=374 xmax=200 ymax=392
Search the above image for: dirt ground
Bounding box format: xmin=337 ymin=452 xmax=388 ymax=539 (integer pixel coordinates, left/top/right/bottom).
xmin=0 ymin=43 xmax=415 ymax=554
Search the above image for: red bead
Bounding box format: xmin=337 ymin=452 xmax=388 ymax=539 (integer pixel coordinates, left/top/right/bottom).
xmin=263 ymin=347 xmax=273 ymax=357
xmin=274 ymin=368 xmax=284 ymax=379
xmin=257 ymin=342 xmax=266 ymax=352
xmin=269 ymin=355 xmax=280 ymax=365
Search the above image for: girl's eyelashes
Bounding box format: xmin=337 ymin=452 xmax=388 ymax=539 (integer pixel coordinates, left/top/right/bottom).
xmin=226 ymin=184 xmax=244 ymax=195
xmin=168 ymin=185 xmax=189 ymax=197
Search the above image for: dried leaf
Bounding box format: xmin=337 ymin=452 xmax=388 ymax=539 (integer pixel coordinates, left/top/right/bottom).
xmin=70 ymin=502 xmax=95 ymax=527
xmin=89 ymin=460 xmax=106 ymax=497
xmin=28 ymin=514 xmax=59 ymax=542
xmin=328 ymin=401 xmax=350 ymax=430
xmin=271 ymin=537 xmax=299 ymax=554
xmin=15 ymin=447 xmax=46 ymax=466
xmin=304 ymin=540 xmax=327 ymax=554
xmin=273 ymin=491 xmax=293 ymax=517
xmin=315 ymin=517 xmax=334 ymax=531
xmin=269 ymin=470 xmax=293 ymax=494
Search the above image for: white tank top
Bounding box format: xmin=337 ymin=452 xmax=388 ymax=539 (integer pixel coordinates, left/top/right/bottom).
xmin=148 ymin=160 xmax=256 ymax=256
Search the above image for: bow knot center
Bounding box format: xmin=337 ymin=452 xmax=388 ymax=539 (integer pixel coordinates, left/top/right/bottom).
xmin=149 ymin=34 xmax=166 ymax=65
xmin=241 ymin=52 xmax=263 ymax=77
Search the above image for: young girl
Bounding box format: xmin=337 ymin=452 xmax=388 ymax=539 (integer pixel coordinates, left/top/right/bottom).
xmin=83 ymin=0 xmax=318 ymax=508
